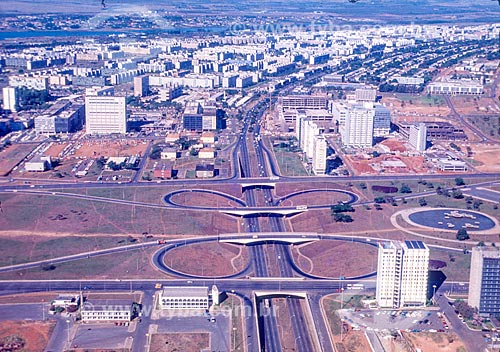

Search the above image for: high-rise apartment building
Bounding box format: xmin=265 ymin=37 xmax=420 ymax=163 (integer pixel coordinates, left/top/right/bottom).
xmin=373 ymin=105 xmax=391 ymax=137
xmin=85 ymin=87 xmax=126 ymax=135
xmin=341 ymin=105 xmax=374 ymax=148
xmin=134 ymin=75 xmax=149 ymax=97
xmin=295 ymin=111 xmax=327 ymax=174
xmin=376 ymin=240 xmax=429 ymax=309
xmin=2 ymin=87 xmax=18 ymax=112
xmin=469 ymin=246 xmax=500 ymax=316
xmin=312 ymin=135 xmax=327 ymax=175
xmin=409 ymin=123 xmax=427 ymax=151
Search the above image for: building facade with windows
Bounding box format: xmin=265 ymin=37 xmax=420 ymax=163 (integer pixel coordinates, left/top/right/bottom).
xmin=159 ymin=286 xmax=209 ymax=310
xmin=376 ymin=240 xmax=429 ymax=309
xmin=469 ymin=246 xmax=500 ymax=316
xmin=85 ymin=87 xmax=126 ymax=135
xmin=80 ymin=299 xmax=132 ymax=322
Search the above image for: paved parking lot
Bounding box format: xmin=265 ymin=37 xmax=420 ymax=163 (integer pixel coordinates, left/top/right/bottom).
xmin=154 ymin=312 xmax=230 ymax=351
xmin=71 ymin=324 xmax=133 ymax=349
xmin=340 ymin=308 xmax=447 ymax=332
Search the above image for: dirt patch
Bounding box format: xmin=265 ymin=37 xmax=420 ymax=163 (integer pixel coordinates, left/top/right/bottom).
xmin=150 ymin=333 xmax=209 ymax=352
xmin=164 ymin=242 xmax=249 ymax=277
xmin=451 ymin=95 xmax=500 ymax=115
xmin=73 ymin=140 xmax=148 ymax=158
xmin=0 ymin=191 xmax=238 ymax=236
xmin=322 ymin=296 xmax=373 ymax=352
xmin=402 ymin=331 xmax=466 ymax=352
xmin=380 ymin=139 xmax=407 ymax=152
xmin=292 ymin=240 xmax=377 ymax=278
xmin=382 ymin=94 xmax=450 ymax=118
xmin=44 ymin=142 xmax=69 ymax=158
xmin=347 ymin=154 xmax=428 ymax=176
xmin=470 ymin=143 xmax=500 ymax=172
xmin=0 ymin=320 xmax=55 ymax=352
xmin=0 ymin=292 xmax=59 ymax=304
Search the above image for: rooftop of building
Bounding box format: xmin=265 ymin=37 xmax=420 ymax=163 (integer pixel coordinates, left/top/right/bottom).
xmin=473 ymin=245 xmax=500 ymax=258
xmin=161 ymin=286 xmax=208 ymax=297
xmin=404 ymin=240 xmax=428 ymax=250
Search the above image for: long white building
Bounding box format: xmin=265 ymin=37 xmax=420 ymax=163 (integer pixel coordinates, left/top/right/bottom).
xmin=159 ymin=286 xmax=209 ymax=310
xmin=85 ymin=87 xmax=126 ymax=135
xmin=295 ymin=111 xmax=327 ymax=174
xmin=376 ymin=240 xmax=429 ymax=309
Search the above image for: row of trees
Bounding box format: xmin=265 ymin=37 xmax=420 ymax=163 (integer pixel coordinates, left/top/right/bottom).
xmin=330 ymin=203 xmax=354 ymax=223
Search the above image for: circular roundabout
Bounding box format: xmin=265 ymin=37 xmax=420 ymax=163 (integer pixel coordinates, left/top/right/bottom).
xmin=395 ymin=207 xmax=500 ymax=234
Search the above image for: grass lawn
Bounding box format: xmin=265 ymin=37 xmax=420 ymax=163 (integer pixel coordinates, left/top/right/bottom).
xmin=273 ymin=147 xmax=308 ymax=176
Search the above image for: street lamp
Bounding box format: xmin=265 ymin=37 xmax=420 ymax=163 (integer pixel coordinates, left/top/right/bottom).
xmin=294 ymin=335 xmax=301 ymax=349
xmin=432 ymin=284 xmax=437 ymax=304
xmin=66 ymin=319 xmax=71 ymax=348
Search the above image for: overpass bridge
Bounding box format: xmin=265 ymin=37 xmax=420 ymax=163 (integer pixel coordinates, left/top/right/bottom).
xmin=219 ymin=232 xmax=320 ymax=245
xmin=219 ymin=207 xmax=307 ymax=217
xmin=240 ymin=182 xmax=276 ymax=191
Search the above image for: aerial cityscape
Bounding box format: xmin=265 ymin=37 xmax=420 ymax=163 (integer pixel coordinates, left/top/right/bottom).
xmin=0 ymin=0 xmax=499 ymax=351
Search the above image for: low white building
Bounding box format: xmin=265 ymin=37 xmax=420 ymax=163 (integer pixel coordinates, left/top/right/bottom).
xmin=25 ymin=156 xmax=52 ymax=172
xmin=437 ymin=159 xmax=467 ymax=172
xmin=159 ymin=286 xmax=209 ymax=310
xmin=198 ymin=148 xmax=215 ymax=159
xmin=80 ymin=299 xmax=132 ymax=322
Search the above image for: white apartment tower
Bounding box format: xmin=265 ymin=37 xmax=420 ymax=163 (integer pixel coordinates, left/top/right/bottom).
xmin=376 ymin=240 xmax=429 ymax=309
xmin=312 ymin=135 xmax=327 ymax=175
xmin=409 ymin=123 xmax=427 ymax=151
xmin=85 ymin=87 xmax=126 ymax=135
xmin=341 ymin=105 xmax=374 ymax=148
xmin=2 ymin=87 xmax=18 ymax=112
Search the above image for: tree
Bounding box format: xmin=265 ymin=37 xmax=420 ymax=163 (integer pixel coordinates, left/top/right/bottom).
xmin=454 ymin=300 xmax=475 ymax=320
xmin=456 ymin=229 xmax=470 ymax=241
xmin=331 ymin=203 xmax=354 ymax=213
xmin=334 ymin=213 xmax=353 ymax=223
xmin=455 ymin=177 xmax=465 ymax=186
xmin=149 ymin=145 xmax=162 ymax=160
xmin=359 ymin=182 xmax=367 ymax=190
xmin=452 ymin=189 xmax=464 ymax=199
xmin=400 ymin=184 xmax=412 ymax=194
xmin=418 ymin=198 xmax=427 ymax=206
xmin=473 ymin=200 xmax=482 ymax=210
xmin=96 ymin=156 xmax=106 ymax=169
xmin=374 ymin=197 xmax=386 ymax=204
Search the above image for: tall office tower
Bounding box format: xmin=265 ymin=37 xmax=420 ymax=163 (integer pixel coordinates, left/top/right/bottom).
xmin=2 ymin=87 xmax=18 ymax=112
xmin=373 ymin=105 xmax=391 ymax=137
xmin=134 ymin=75 xmax=149 ymax=97
xmin=355 ymin=88 xmax=377 ymax=103
xmin=85 ymin=87 xmax=126 ymax=135
xmin=409 ymin=123 xmax=427 ymax=151
xmin=376 ymin=240 xmax=429 ymax=309
xmin=469 ymin=246 xmax=500 ymax=316
xmin=341 ymin=106 xmax=374 ymax=148
xmin=312 ymin=135 xmax=327 ymax=175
